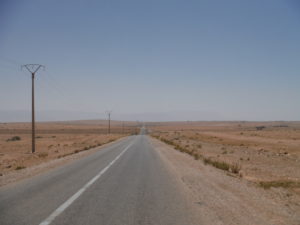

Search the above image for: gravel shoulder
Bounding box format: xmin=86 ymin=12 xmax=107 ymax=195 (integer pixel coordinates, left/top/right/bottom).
xmin=150 ymin=137 xmax=300 ymax=225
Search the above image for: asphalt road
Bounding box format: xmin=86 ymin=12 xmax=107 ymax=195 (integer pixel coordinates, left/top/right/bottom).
xmin=0 ymin=132 xmax=199 ymax=225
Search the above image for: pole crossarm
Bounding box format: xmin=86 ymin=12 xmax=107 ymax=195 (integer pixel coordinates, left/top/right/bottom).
xmin=22 ymin=64 xmax=45 ymax=74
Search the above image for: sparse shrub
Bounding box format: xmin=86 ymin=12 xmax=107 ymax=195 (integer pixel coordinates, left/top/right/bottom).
xmin=38 ymin=153 xmax=48 ymax=158
xmin=212 ymin=160 xmax=230 ymax=171
xmin=203 ymin=157 xmax=241 ymax=174
xmin=197 ymin=144 xmax=202 ymax=148
xmin=36 ymin=136 xmax=43 ymax=139
xmin=15 ymin=166 xmax=26 ymax=170
xmin=193 ymin=152 xmax=201 ymax=160
xmin=230 ymin=163 xmax=241 ymax=174
xmin=256 ymin=126 xmax=265 ymax=131
xmin=203 ymin=158 xmax=210 ymax=165
xmin=6 ymin=136 xmax=21 ymax=142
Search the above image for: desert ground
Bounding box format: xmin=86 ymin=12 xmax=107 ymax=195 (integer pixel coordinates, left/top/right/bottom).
xmin=146 ymin=121 xmax=300 ymax=224
xmin=148 ymin=121 xmax=300 ymax=190
xmin=0 ymin=120 xmax=139 ymax=182
xmin=1 ymin=120 xmax=300 ymax=224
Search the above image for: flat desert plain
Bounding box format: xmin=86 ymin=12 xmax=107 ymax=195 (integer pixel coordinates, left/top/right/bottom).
xmin=148 ymin=121 xmax=300 ymax=191
xmin=0 ymin=120 xmax=138 ymax=182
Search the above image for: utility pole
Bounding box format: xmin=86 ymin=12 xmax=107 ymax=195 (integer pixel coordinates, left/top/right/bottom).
xmin=122 ymin=121 xmax=124 ymax=134
xmin=106 ymin=110 xmax=112 ymax=134
xmin=22 ymin=64 xmax=45 ymax=153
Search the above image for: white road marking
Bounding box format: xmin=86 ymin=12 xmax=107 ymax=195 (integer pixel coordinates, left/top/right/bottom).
xmin=39 ymin=141 xmax=134 ymax=225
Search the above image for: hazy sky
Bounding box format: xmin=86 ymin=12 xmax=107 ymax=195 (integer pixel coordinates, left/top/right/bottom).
xmin=0 ymin=0 xmax=299 ymax=121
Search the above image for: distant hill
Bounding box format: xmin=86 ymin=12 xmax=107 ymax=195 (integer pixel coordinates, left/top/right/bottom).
xmin=0 ymin=110 xmax=225 ymax=122
xmin=0 ymin=110 xmax=105 ymax=122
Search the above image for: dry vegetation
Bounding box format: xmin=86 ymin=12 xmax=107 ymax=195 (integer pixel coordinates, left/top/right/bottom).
xmin=148 ymin=121 xmax=300 ymax=192
xmin=0 ymin=120 xmax=139 ymax=176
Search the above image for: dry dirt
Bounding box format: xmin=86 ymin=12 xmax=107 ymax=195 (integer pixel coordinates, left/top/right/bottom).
xmin=148 ymin=121 xmax=300 ymax=186
xmin=0 ymin=120 xmax=138 ymax=185
xmin=150 ymin=136 xmax=300 ymax=225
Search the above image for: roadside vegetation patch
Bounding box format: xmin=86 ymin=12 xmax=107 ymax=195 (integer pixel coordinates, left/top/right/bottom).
xmin=258 ymin=180 xmax=300 ymax=189
xmin=203 ymin=157 xmax=241 ymax=174
xmin=153 ymin=135 xmax=241 ymax=174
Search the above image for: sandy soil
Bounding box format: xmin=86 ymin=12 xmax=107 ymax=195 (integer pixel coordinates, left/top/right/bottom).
xmin=150 ymin=137 xmax=300 ymax=225
xmin=0 ymin=120 xmax=138 ymax=184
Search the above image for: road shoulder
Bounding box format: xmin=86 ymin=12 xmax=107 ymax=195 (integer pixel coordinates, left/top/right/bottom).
xmin=149 ymin=136 xmax=300 ymax=225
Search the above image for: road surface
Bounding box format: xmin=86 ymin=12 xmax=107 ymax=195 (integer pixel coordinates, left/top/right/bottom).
xmin=0 ymin=132 xmax=199 ymax=225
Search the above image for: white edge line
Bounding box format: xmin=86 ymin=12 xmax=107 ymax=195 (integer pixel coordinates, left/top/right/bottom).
xmin=39 ymin=141 xmax=134 ymax=225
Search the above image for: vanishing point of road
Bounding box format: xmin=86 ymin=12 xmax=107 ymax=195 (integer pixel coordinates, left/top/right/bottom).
xmin=0 ymin=129 xmax=199 ymax=225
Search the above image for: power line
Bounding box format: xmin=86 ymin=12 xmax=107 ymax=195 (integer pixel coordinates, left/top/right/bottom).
xmin=0 ymin=57 xmax=22 ymax=66
xmin=42 ymin=71 xmax=98 ymax=113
